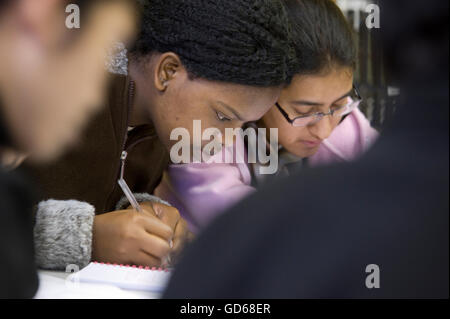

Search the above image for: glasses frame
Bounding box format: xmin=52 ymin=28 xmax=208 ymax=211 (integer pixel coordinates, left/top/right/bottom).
xmin=275 ymin=85 xmax=362 ymax=128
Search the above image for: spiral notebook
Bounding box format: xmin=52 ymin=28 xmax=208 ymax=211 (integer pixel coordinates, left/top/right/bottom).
xmin=68 ymin=262 xmax=172 ymax=293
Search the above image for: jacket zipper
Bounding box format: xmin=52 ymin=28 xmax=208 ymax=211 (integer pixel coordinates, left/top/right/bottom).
xmin=105 ymin=79 xmax=155 ymax=212
xmin=119 ymin=136 xmax=155 ymax=181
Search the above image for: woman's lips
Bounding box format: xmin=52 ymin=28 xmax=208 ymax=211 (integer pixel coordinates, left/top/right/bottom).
xmin=299 ymin=140 xmax=321 ymax=148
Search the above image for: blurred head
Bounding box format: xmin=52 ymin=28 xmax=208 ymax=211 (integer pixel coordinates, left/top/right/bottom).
xmin=380 ymin=0 xmax=449 ymax=133
xmin=0 ymin=0 xmax=136 ymax=162
xmin=128 ymin=0 xmax=297 ymax=150
xmin=380 ymin=0 xmax=449 ymax=86
xmin=260 ymin=0 xmax=357 ymax=158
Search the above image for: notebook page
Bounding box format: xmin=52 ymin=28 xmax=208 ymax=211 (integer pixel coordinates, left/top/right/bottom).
xmin=68 ymin=262 xmax=172 ymax=293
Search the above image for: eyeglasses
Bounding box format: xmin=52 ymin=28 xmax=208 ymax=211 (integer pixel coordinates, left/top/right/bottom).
xmin=275 ymin=85 xmax=362 ymax=127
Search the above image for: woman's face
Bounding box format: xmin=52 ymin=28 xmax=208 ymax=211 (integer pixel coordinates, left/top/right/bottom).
xmin=139 ymin=54 xmax=282 ymax=151
xmin=157 ymin=79 xmax=280 ymax=150
xmin=260 ymin=67 xmax=354 ymax=158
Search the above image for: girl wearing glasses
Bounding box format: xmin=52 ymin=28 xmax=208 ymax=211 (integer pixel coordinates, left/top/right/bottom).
xmin=156 ymin=0 xmax=379 ymax=233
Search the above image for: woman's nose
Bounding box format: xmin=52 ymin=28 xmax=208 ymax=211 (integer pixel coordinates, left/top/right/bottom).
xmin=221 ymin=122 xmax=246 ymax=147
xmin=308 ymin=116 xmax=334 ymax=141
xmin=222 ymin=134 xmax=233 ymax=147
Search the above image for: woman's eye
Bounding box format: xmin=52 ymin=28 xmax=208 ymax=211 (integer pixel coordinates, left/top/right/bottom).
xmin=295 ymin=110 xmax=314 ymax=117
xmin=216 ymin=111 xmax=231 ymax=122
xmin=331 ymin=104 xmax=345 ymax=111
xmin=330 ymin=104 xmax=340 ymax=110
xmin=295 ymin=106 xmax=314 ymax=117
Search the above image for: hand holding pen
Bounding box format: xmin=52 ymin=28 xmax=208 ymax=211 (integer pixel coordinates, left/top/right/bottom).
xmin=116 ymin=151 xmax=188 ymax=267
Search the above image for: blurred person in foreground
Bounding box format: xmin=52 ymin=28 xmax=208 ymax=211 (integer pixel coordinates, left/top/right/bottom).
xmin=0 ymin=0 xmax=135 ymax=298
xmin=164 ymin=0 xmax=449 ymax=298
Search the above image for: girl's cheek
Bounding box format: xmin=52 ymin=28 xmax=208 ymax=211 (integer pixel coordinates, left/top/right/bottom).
xmin=279 ymin=126 xmax=300 ymax=148
xmin=329 ymin=117 xmax=342 ymax=132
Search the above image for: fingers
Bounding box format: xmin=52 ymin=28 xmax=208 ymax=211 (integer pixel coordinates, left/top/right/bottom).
xmin=132 ymin=250 xmax=162 ymax=268
xmin=132 ymin=202 xmax=181 ymax=233
xmin=151 ymin=203 xmax=181 ymax=232
xmin=123 ymin=203 xmax=186 ymax=268
xmin=172 ymin=217 xmax=189 ymax=254
xmin=153 ymin=204 xmax=181 ymax=256
xmin=136 ymin=230 xmax=172 ymax=260
xmin=138 ymin=203 xmax=157 ymax=217
xmin=137 ymin=213 xmax=173 ymax=241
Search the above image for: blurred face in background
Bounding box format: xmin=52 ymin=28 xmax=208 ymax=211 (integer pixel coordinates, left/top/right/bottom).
xmin=260 ymin=67 xmax=354 ymax=158
xmin=0 ymin=0 xmax=135 ymax=162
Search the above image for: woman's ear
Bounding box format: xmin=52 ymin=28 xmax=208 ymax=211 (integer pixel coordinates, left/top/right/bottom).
xmin=154 ymin=52 xmax=183 ymax=92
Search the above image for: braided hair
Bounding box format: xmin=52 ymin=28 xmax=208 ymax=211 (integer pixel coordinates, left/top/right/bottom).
xmin=131 ymin=0 xmax=297 ymax=87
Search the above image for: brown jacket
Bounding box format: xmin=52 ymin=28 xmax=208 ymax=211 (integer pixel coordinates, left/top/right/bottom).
xmin=24 ymin=74 xmax=170 ymax=214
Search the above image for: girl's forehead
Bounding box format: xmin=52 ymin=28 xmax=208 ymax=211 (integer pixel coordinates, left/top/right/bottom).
xmin=283 ymin=70 xmax=354 ymax=100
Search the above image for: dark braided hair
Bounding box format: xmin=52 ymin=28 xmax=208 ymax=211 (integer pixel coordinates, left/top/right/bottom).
xmin=282 ymin=0 xmax=357 ymax=75
xmin=131 ymin=0 xmax=297 ymax=87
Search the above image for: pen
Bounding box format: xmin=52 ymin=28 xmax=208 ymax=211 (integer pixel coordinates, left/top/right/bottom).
xmin=118 ymin=151 xmax=143 ymax=212
xmin=118 ymin=151 xmax=174 ymax=258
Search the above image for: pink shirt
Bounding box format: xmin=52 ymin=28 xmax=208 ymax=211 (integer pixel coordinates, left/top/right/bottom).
xmin=155 ymin=108 xmax=379 ymax=233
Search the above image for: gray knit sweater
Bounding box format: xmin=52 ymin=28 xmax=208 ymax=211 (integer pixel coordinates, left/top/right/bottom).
xmin=34 ymin=194 xmax=171 ymax=270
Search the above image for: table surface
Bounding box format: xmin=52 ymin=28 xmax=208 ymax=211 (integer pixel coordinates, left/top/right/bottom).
xmin=34 ymin=270 xmax=161 ymax=299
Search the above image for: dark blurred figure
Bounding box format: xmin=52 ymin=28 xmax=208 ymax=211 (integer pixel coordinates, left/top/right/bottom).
xmin=164 ymin=0 xmax=449 ymax=298
xmin=0 ymin=0 xmax=135 ymax=298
